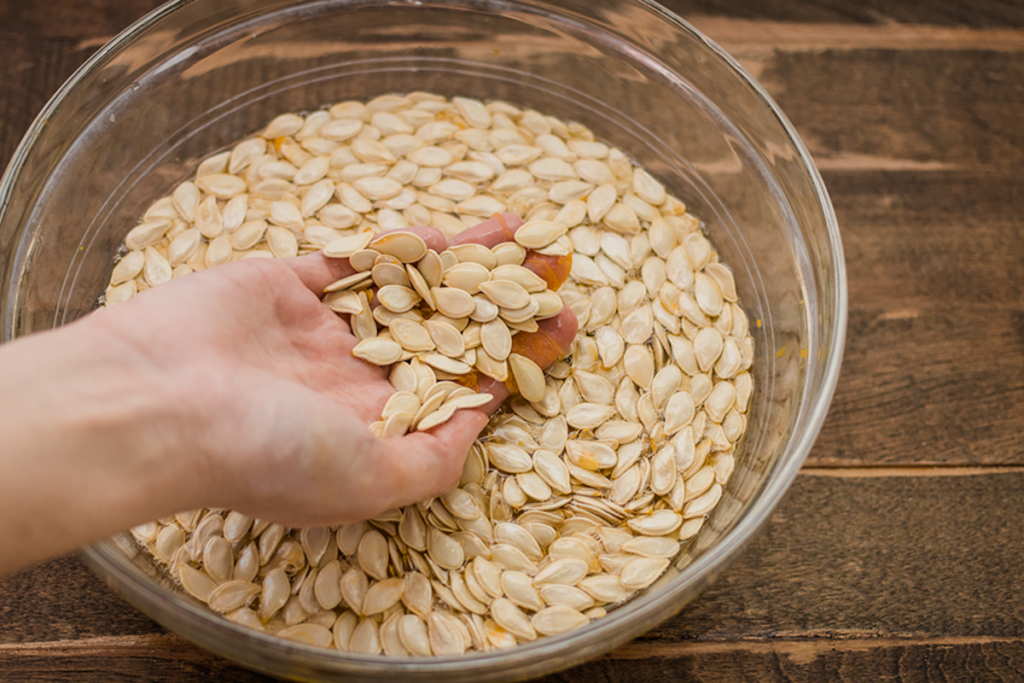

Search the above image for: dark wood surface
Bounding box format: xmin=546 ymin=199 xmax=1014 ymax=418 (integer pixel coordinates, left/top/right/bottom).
xmin=3 ymin=1 xmax=1024 ymax=681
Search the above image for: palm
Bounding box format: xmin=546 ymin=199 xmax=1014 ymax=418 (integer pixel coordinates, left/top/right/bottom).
xmin=98 ymin=254 xmax=478 ymax=525
xmin=94 ymin=217 xmax=574 ymax=527
xmin=211 ymin=260 xmax=398 ymax=424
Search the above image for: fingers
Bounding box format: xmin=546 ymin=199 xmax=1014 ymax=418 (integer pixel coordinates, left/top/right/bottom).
xmin=508 ymin=306 xmax=579 ymax=369
xmin=374 ymin=310 xmax=577 ymax=497
xmin=373 ymin=409 xmax=489 ymax=510
xmin=447 ymin=213 xmax=525 ymax=248
xmin=469 ymin=306 xmax=579 ymax=413
xmin=285 ymin=226 xmax=447 ymax=294
xmin=285 ymin=252 xmax=356 ymax=297
xmin=446 ymin=212 xmax=578 ymax=412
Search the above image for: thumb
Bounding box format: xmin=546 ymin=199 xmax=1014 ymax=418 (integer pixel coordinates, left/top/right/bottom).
xmin=371 ymin=409 xmax=490 ymax=511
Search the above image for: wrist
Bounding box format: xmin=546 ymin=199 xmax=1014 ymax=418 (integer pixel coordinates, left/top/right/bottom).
xmin=0 ymin=312 xmax=207 ymax=571
xmin=69 ymin=310 xmax=214 ymax=511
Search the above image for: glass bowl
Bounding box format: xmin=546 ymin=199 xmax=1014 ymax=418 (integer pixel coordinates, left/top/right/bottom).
xmin=0 ymin=0 xmax=846 ymax=680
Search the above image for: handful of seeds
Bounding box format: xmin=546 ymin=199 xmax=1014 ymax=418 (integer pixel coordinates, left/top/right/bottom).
xmin=114 ymin=93 xmax=753 ymax=655
xmin=321 ymin=222 xmax=568 ymax=436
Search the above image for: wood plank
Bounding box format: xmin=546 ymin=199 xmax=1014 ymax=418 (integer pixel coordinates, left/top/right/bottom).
xmin=4 ymin=0 xmax=1024 ymax=39
xmin=0 ymin=1 xmax=163 ymax=40
xmin=663 ymin=0 xmax=1024 ymax=29
xmin=5 ymin=474 xmax=1024 ymax=648
xmin=752 ymin=50 xmax=1024 ymax=167
xmin=0 ymin=40 xmax=97 ymax=168
xmin=674 ymin=472 xmax=1024 ymax=639
xmin=563 ymin=637 xmax=1024 ymax=682
xmin=811 ymin=304 xmax=1024 ymax=467
xmin=0 ymin=555 xmax=161 ymax=644
xmin=693 ymin=18 xmax=1024 ymax=52
xmin=804 ymin=168 xmax=1024 ymax=466
xmin=826 ymin=170 xmax=1024 ymax=309
xmin=4 ymin=633 xmax=1024 ymax=682
xmin=0 ymin=634 xmax=277 ymax=683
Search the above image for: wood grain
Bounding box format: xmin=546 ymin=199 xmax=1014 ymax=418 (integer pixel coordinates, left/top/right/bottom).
xmin=0 ymin=634 xmax=279 ymax=683
xmin=567 ymin=638 xmax=1024 ymax=683
xmin=6 ymin=634 xmax=1024 ymax=683
xmin=664 ymin=0 xmax=1024 ymax=29
xmin=0 ymin=40 xmax=96 ymax=166
xmin=0 ymin=556 xmax=161 ymax=644
xmin=828 ymin=170 xmax=1024 ymax=308
xmin=813 ymin=303 xmax=1024 ymax=466
xmin=3 ymin=0 xmax=1024 ymax=39
xmin=760 ymin=50 xmax=1024 ymax=167
xmin=0 ymin=0 xmax=164 ymax=40
xmin=693 ymin=18 xmax=1024 ymax=52
xmin=807 ymin=169 xmax=1024 ymax=466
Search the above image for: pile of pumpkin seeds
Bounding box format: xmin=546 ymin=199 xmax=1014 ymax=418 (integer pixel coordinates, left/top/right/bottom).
xmin=113 ymin=93 xmax=754 ymax=654
xmin=320 ymin=223 xmax=568 ymax=436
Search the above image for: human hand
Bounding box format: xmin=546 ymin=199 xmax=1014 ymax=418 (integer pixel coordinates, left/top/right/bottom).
xmin=86 ymin=214 xmax=577 ymax=528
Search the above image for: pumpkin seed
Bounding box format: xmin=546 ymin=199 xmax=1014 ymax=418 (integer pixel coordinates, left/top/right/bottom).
xmin=363 ymin=578 xmax=405 ymax=615
xmin=352 ymin=338 xmax=404 ymax=365
xmin=324 ymin=232 xmax=374 ymax=258
xmin=478 ymin=280 xmax=531 ymax=309
xmin=491 ymin=598 xmax=537 ymax=641
xmin=508 ymin=353 xmax=546 ymax=403
xmin=375 ymin=284 xmax=419 ymax=312
xmin=531 ymin=606 xmax=589 ymax=636
xmin=534 ymin=558 xmax=588 ymax=586
xmin=399 ymin=614 xmax=433 ymax=655
xmin=513 ymin=220 xmax=567 ymax=249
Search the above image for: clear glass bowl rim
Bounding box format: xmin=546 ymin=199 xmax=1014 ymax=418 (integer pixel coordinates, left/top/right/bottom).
xmin=0 ymin=0 xmax=847 ymax=676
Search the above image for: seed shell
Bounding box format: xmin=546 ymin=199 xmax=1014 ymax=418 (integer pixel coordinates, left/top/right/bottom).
xmin=324 ymin=231 xmax=374 ymax=258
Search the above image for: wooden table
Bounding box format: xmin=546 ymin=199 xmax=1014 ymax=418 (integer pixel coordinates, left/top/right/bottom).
xmin=2 ymin=0 xmax=1023 ymax=680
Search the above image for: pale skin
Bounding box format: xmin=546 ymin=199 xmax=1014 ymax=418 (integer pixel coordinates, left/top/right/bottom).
xmin=0 ymin=214 xmax=576 ymax=576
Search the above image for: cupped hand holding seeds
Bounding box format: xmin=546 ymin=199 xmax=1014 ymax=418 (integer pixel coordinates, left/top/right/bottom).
xmin=0 ymin=214 xmax=576 ymax=575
